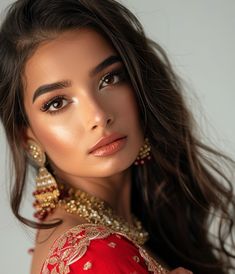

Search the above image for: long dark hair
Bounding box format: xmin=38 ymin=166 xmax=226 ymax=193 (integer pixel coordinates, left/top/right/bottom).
xmin=0 ymin=0 xmax=234 ymax=273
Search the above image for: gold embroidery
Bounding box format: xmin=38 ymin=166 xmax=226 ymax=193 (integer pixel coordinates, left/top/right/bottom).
xmin=108 ymin=241 xmax=117 ymax=248
xmin=83 ymin=261 xmax=92 ymax=270
xmin=112 ymin=231 xmax=170 ymax=274
xmin=133 ymin=255 xmax=140 ymax=263
xmin=41 ymin=223 xmax=169 ymax=274
xmin=41 ymin=224 xmax=111 ymax=273
xmin=139 ymin=248 xmax=169 ymax=274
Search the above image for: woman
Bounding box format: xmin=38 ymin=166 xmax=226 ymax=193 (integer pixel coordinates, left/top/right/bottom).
xmin=0 ymin=0 xmax=234 ymax=273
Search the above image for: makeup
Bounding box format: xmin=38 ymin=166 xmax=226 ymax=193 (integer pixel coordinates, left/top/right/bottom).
xmin=90 ymin=137 xmax=127 ymax=157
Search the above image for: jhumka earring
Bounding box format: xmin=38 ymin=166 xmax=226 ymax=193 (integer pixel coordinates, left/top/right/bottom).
xmin=27 ymin=140 xmax=60 ymax=220
xmin=134 ymin=138 xmax=152 ymax=165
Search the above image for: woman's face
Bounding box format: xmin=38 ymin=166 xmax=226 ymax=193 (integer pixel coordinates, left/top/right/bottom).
xmin=23 ymin=28 xmax=144 ymax=179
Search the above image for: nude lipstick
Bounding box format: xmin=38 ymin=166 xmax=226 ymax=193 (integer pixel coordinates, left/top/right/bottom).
xmin=88 ymin=133 xmax=127 ymax=156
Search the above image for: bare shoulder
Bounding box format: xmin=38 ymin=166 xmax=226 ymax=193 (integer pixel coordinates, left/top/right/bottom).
xmin=30 ymin=208 xmax=86 ymax=274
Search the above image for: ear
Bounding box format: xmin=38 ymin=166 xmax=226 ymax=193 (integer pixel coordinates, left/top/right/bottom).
xmin=21 ymin=126 xmax=42 ymax=151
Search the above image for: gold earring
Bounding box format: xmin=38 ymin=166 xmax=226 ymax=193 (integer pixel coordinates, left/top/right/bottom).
xmin=134 ymin=138 xmax=152 ymax=165
xmin=27 ymin=140 xmax=60 ymax=220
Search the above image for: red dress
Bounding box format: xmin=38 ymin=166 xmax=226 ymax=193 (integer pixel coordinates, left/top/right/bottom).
xmin=40 ymin=223 xmax=169 ymax=274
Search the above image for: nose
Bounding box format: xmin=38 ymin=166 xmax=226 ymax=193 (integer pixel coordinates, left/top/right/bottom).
xmin=90 ymin=113 xmax=114 ymax=131
xmin=85 ymin=96 xmax=114 ymax=131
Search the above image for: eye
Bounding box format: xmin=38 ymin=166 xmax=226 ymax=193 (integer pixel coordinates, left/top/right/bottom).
xmin=40 ymin=95 xmax=71 ymax=114
xmin=99 ymin=68 xmax=127 ymax=89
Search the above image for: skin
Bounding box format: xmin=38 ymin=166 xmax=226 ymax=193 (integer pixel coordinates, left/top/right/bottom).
xmin=23 ymin=28 xmax=192 ymax=274
xmin=24 ymin=28 xmax=144 ymax=221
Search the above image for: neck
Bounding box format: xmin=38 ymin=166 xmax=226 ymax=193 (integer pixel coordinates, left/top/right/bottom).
xmin=55 ymin=167 xmax=133 ymax=224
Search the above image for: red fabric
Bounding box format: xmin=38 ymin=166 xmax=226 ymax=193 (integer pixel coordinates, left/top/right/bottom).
xmin=69 ymin=234 xmax=149 ymax=273
xmin=40 ymin=224 xmax=167 ymax=274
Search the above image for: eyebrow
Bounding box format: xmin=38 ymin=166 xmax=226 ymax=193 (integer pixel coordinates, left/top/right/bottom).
xmin=32 ymin=55 xmax=122 ymax=103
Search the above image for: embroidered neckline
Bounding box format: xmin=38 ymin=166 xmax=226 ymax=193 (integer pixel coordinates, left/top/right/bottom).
xmin=57 ymin=184 xmax=149 ymax=245
xmin=40 ymin=223 xmax=169 ymax=274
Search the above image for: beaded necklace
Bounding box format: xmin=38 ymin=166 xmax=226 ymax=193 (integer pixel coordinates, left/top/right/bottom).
xmin=58 ymin=184 xmax=149 ymax=246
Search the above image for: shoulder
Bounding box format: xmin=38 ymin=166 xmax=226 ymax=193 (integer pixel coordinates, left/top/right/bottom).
xmin=40 ymin=223 xmax=168 ymax=274
xmin=30 ymin=208 xmax=86 ymax=273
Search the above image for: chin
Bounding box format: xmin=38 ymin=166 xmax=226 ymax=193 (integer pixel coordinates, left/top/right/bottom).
xmin=93 ymin=158 xmax=135 ymax=177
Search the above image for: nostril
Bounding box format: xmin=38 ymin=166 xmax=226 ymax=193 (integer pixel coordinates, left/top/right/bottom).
xmin=91 ymin=125 xmax=98 ymax=130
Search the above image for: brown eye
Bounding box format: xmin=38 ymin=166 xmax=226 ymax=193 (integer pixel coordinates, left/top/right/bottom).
xmin=52 ymin=98 xmax=64 ymax=109
xmin=99 ymin=68 xmax=127 ymax=89
xmin=41 ymin=96 xmax=70 ymax=113
xmin=100 ymin=74 xmax=118 ymax=89
xmin=103 ymin=75 xmax=116 ymax=84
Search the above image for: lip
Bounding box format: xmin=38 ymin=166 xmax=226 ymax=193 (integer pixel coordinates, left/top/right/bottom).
xmin=88 ymin=133 xmax=127 ymax=154
xmin=90 ymin=137 xmax=127 ymax=156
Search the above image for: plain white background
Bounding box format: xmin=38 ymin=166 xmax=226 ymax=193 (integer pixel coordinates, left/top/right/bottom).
xmin=0 ymin=1 xmax=234 ymax=273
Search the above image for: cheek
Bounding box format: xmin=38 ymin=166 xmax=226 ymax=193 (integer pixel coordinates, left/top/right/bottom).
xmin=115 ymin=87 xmax=144 ymax=145
xmin=25 ymin=85 xmax=143 ymax=177
xmin=31 ymin=117 xmax=84 ymax=161
xmin=118 ymin=87 xmax=141 ymax=127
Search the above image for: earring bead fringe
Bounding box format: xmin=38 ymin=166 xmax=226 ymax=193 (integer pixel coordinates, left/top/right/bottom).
xmin=134 ymin=138 xmax=151 ymax=165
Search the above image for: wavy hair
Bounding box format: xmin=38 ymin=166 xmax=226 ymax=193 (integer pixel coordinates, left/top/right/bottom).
xmin=0 ymin=0 xmax=234 ymax=273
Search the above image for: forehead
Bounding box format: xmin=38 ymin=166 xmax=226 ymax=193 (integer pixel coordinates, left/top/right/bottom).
xmin=24 ymin=28 xmax=117 ymax=95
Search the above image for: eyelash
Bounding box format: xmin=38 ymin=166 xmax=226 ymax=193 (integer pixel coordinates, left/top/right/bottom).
xmin=40 ymin=95 xmax=71 ymax=114
xmin=40 ymin=67 xmax=128 ymax=115
xmin=99 ymin=67 xmax=127 ymax=89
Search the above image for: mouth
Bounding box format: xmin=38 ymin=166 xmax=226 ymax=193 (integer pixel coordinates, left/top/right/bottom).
xmin=88 ymin=133 xmax=127 ymax=156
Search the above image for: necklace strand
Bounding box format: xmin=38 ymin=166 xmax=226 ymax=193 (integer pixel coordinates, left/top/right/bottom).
xmin=58 ymin=185 xmax=149 ymax=246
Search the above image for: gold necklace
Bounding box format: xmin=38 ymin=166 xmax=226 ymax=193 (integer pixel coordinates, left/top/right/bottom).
xmin=58 ymin=185 xmax=149 ymax=246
